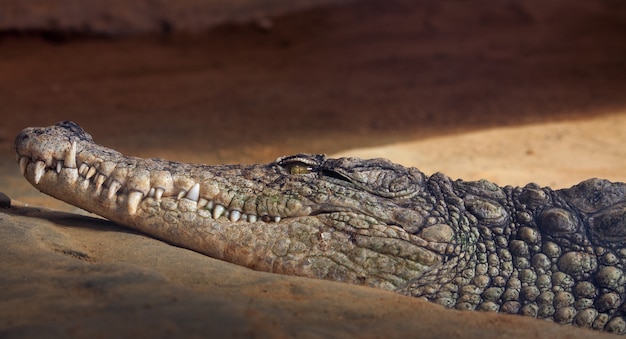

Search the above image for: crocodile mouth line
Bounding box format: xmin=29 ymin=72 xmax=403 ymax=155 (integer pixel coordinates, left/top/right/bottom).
xmin=16 ymin=144 xmax=287 ymax=224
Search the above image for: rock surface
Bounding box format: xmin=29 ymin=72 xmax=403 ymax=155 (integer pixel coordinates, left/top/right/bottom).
xmin=1 ymin=0 xmax=625 ymax=337
xmin=0 ymin=198 xmax=617 ymax=338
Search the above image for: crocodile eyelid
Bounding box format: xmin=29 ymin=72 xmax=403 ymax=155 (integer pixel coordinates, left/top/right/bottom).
xmin=286 ymin=162 xmax=314 ymax=175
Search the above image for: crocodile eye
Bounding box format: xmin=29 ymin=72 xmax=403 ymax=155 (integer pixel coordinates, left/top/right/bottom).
xmin=285 ymin=162 xmax=313 ymax=175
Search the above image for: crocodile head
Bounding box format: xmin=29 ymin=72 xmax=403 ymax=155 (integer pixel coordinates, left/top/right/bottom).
xmin=15 ymin=121 xmax=466 ymax=291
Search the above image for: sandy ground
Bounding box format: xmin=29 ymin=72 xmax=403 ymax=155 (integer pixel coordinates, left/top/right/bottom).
xmin=1 ymin=0 xmax=626 ymax=337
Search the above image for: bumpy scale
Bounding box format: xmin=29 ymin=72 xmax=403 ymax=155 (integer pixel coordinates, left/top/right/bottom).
xmin=14 ymin=121 xmax=626 ymax=334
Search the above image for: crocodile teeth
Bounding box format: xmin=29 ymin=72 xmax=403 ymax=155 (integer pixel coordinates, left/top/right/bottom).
xmin=154 ymin=187 xmax=164 ymax=200
xmin=86 ymin=166 xmax=97 ymax=179
xmin=213 ymin=204 xmax=226 ymax=219
xmin=198 ymin=198 xmax=208 ymax=209
xmin=19 ymin=157 xmax=28 ymax=176
xmin=33 ymin=161 xmax=46 ymax=184
xmin=186 ymin=197 xmax=272 ymax=223
xmin=229 ymin=210 xmax=241 ymax=222
xmin=17 ymin=154 xmax=289 ymax=224
xmin=19 ymin=151 xmax=282 ymax=225
xmin=107 ymin=180 xmax=122 ymax=199
xmin=127 ymin=191 xmax=143 ymax=215
xmin=64 ymin=141 xmax=77 ymax=169
xmin=78 ymin=163 xmax=89 ymax=176
xmin=94 ymin=174 xmax=106 ymax=194
xmin=185 ymin=183 xmax=200 ymax=202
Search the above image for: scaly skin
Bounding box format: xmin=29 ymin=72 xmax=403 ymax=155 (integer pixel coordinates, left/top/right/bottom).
xmin=14 ymin=121 xmax=626 ymax=333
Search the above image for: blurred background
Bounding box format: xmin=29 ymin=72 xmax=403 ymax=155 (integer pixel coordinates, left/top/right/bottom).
xmin=1 ymin=0 xmax=625 ymax=202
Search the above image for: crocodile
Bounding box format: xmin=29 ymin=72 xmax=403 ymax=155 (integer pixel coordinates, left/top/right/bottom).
xmin=13 ymin=121 xmax=626 ymax=333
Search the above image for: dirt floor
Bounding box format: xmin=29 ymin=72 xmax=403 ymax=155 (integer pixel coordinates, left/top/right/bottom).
xmin=1 ymin=0 xmax=626 ymax=337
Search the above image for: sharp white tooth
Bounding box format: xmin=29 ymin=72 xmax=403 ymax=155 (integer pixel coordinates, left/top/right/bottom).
xmin=274 ymin=216 xmax=281 ymax=223
xmin=19 ymin=157 xmax=29 ymax=176
xmin=177 ymin=190 xmax=186 ymax=200
xmin=206 ymin=200 xmax=214 ymax=210
xmin=86 ymin=166 xmax=97 ymax=179
xmin=148 ymin=187 xmax=155 ymax=198
xmin=212 ymin=204 xmax=225 ymax=219
xmin=56 ymin=161 xmax=63 ymax=173
xmin=78 ymin=163 xmax=89 ymax=176
xmin=247 ymin=215 xmax=257 ymax=223
xmin=229 ymin=210 xmax=241 ymax=222
xmin=198 ymin=198 xmax=208 ymax=209
xmin=33 ymin=161 xmax=46 ymax=184
xmin=95 ymin=174 xmax=106 ymax=194
xmin=154 ymin=187 xmax=165 ymax=200
xmin=184 ymin=183 xmax=200 ymax=202
xmin=107 ymin=180 xmax=122 ymax=199
xmin=127 ymin=191 xmax=143 ymax=215
xmin=65 ymin=141 xmax=77 ymax=168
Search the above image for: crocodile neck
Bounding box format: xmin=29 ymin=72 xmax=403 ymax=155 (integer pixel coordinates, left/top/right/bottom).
xmin=403 ymin=174 xmax=626 ymax=331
